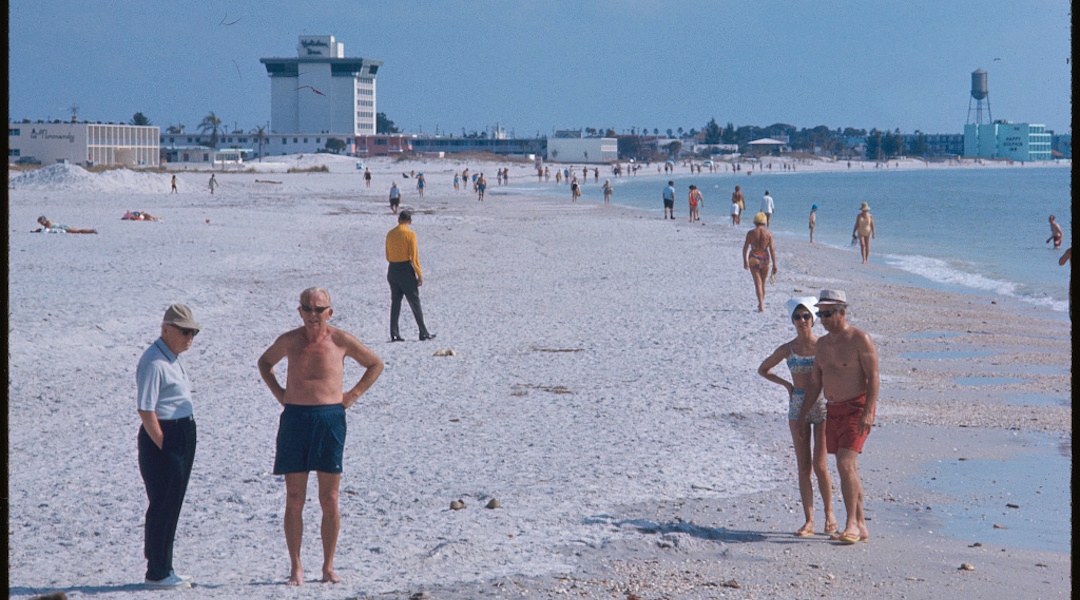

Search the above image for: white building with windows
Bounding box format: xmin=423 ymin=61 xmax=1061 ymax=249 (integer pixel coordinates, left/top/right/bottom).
xmin=963 ymin=122 xmax=1052 ymax=161
xmin=546 ymin=136 xmax=618 ymax=163
xmin=260 ymin=35 xmax=382 ymax=136
xmin=9 ymin=121 xmax=159 ymax=167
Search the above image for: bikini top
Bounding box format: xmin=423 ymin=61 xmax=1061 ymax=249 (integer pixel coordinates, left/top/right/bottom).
xmin=785 ymin=343 xmax=814 ymax=375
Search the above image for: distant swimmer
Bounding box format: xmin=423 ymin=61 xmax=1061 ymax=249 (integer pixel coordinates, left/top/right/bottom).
xmin=602 ymin=179 xmax=612 ymax=204
xmin=743 ymin=213 xmax=777 ymax=312
xmin=1047 ymin=215 xmax=1063 ymax=249
xmin=852 ymin=203 xmax=875 ymax=264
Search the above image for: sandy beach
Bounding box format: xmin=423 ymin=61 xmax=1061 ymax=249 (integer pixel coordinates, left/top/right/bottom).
xmin=7 ymin=155 xmax=1070 ymax=599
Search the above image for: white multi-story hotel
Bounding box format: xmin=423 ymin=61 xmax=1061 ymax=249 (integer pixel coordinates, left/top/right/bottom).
xmin=964 ymin=122 xmax=1052 ymax=161
xmin=260 ymin=35 xmax=382 ymax=137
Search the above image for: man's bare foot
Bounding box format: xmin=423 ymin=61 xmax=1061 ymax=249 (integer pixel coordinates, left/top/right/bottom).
xmin=322 ymin=569 xmax=342 ymax=584
xmin=287 ymin=568 xmax=303 ymax=586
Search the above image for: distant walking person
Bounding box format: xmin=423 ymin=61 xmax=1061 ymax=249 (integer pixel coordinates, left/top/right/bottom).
xmin=258 ymin=287 xmax=384 ymax=585
xmin=570 ymin=178 xmax=581 ymax=202
xmin=476 ymin=174 xmax=487 ymax=201
xmin=416 ymin=173 xmax=426 ymax=198
xmin=602 ymin=179 xmax=613 ymax=204
xmin=662 ymin=181 xmax=676 ymax=219
xmin=208 ymin=174 xmax=217 ymax=195
xmin=386 ymin=210 xmax=435 ymax=341
xmin=137 ymin=304 xmax=201 ymax=589
xmin=1047 ymin=215 xmax=1063 ymax=249
xmin=388 ymin=182 xmax=401 ymax=214
xmin=732 ymin=185 xmax=745 ymax=225
xmin=852 ymin=203 xmax=875 ymax=264
xmin=760 ymin=190 xmax=775 ymax=227
xmin=743 ymin=213 xmax=777 ymax=312
xmin=364 ymin=167 xmax=372 ymax=188
xmin=170 ymin=175 xmax=178 ymax=194
xmin=688 ymin=185 xmax=703 ymax=222
xmin=798 ymin=290 xmax=879 ymax=545
xmin=809 ymin=204 xmax=818 ymax=243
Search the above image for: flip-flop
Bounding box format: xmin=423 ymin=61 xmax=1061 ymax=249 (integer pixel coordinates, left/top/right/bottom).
xmin=834 ymin=532 xmax=861 ymax=544
xmin=794 ymin=526 xmax=815 ymax=537
xmin=824 ymin=521 xmax=839 ymax=534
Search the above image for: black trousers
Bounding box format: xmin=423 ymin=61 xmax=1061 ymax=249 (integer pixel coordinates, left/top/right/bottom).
xmin=388 ymin=261 xmax=429 ymax=339
xmin=138 ymin=417 xmax=197 ymax=581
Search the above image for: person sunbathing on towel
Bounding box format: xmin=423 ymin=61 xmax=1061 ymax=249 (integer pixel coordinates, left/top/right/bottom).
xmin=34 ymin=216 xmax=97 ymax=234
xmin=123 ymin=211 xmax=163 ymax=221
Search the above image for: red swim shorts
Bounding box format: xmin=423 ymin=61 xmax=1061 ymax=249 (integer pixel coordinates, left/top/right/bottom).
xmin=826 ymin=395 xmax=871 ymax=454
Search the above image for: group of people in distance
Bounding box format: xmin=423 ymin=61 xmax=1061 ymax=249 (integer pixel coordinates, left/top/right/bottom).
xmin=136 ymin=210 xmax=435 ymax=589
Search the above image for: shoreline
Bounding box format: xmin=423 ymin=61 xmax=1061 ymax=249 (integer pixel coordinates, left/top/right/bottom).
xmin=8 ymin=158 xmax=1071 ymax=599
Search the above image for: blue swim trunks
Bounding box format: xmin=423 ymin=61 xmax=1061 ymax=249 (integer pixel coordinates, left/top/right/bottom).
xmin=273 ymin=404 xmax=346 ymax=474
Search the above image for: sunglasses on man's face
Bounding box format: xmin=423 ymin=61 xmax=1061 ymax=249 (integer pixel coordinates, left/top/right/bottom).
xmin=818 ymin=308 xmax=844 ymax=318
xmin=172 ymin=325 xmax=198 ymax=337
xmin=300 ymin=304 xmax=331 ymax=314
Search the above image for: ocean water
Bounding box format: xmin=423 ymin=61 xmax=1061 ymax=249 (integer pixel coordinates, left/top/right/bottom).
xmin=511 ymin=165 xmax=1072 ymax=312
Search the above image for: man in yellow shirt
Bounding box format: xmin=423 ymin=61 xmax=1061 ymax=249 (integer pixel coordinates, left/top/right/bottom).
xmin=385 ymin=210 xmax=435 ymax=341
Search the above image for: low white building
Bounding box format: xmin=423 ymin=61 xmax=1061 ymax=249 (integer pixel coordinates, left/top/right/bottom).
xmin=963 ymin=122 xmax=1052 ymax=161
xmin=9 ymin=121 xmax=159 ymax=167
xmin=546 ymin=137 xmax=618 ymax=163
xmin=160 ymin=131 xmax=355 ymax=159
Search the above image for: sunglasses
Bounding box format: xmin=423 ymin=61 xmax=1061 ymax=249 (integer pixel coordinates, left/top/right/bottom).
xmin=792 ymin=313 xmax=813 ymax=322
xmin=172 ymin=325 xmax=199 ymax=337
xmin=300 ymin=304 xmax=331 ymax=314
xmin=818 ymin=308 xmax=844 ymax=318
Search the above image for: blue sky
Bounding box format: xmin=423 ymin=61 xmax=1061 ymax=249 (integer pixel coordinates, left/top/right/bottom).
xmin=8 ymin=0 xmax=1072 ymax=136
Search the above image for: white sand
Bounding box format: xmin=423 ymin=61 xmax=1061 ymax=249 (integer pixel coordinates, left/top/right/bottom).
xmin=8 ymin=156 xmax=1070 ymax=599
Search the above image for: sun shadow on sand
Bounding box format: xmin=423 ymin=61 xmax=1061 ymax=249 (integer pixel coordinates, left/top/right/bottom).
xmin=587 ymin=515 xmax=770 ymax=544
xmin=10 ymin=583 xmax=149 ymax=596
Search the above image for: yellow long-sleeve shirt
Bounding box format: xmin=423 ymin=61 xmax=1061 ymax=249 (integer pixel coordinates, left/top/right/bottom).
xmin=385 ymin=223 xmax=422 ymax=277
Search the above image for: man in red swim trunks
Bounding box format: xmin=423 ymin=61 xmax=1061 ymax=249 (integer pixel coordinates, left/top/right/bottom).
xmin=797 ymin=289 xmax=879 ymax=545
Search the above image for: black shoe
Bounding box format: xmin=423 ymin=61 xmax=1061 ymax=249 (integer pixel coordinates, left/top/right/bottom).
xmin=419 ymin=333 xmax=436 ymax=341
xmin=390 ymin=336 xmax=405 ymax=342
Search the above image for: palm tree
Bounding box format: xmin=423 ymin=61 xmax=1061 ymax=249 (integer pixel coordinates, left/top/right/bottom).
xmin=250 ymin=124 xmax=267 ymax=161
xmin=198 ymin=111 xmax=222 ymax=148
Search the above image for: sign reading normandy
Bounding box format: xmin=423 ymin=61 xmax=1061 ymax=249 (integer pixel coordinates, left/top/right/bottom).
xmin=30 ymin=129 xmax=75 ymax=143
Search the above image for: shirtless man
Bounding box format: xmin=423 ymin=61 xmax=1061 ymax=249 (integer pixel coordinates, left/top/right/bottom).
xmin=797 ymin=290 xmax=878 ymax=545
xmin=258 ymin=287 xmax=384 ymax=585
xmin=1046 ymin=215 xmax=1063 ymax=249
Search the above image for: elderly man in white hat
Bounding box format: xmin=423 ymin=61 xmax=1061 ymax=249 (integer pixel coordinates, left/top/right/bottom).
xmin=136 ymin=304 xmax=201 ymax=588
xmin=797 ymin=290 xmax=879 ymax=545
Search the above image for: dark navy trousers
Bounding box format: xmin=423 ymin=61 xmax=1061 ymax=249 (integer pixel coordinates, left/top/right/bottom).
xmin=388 ymin=261 xmax=430 ymax=339
xmin=138 ymin=417 xmax=196 ymax=581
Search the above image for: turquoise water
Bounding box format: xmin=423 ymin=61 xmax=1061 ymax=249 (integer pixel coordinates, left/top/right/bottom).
xmin=512 ymin=166 xmax=1072 ymax=312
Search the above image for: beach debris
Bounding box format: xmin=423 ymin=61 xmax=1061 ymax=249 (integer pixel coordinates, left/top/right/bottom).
xmin=1006 ymin=503 xmax=1020 ymax=509
xmin=1036 ymin=563 xmax=1048 ymax=568
xmin=993 ymin=523 xmax=1008 ymax=529
xmin=959 ymin=563 xmax=975 ymax=571
xmin=410 ymin=592 xmax=431 ymax=600
xmin=486 ymin=498 xmax=501 ymax=509
xmin=432 ymin=348 xmax=456 ymax=356
xmin=720 ymin=579 xmax=741 ymax=588
xmin=254 ymin=179 xmax=283 ymax=184
xmin=450 ymin=499 xmax=466 ymax=510
xmin=449 ymin=418 xmax=460 ymax=423
xmin=969 ymin=542 xmax=982 ymax=547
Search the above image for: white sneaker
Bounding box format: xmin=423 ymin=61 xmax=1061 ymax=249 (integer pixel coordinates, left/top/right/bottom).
xmin=171 ymin=571 xmax=194 ymax=583
xmin=145 ymin=573 xmax=191 ymax=589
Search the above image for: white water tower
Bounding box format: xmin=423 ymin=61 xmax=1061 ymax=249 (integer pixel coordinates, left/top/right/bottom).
xmin=967 ymin=69 xmax=992 ymax=124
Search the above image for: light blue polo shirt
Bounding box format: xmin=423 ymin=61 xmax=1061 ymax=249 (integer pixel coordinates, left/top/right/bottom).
xmin=136 ymin=338 xmax=194 ymax=419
